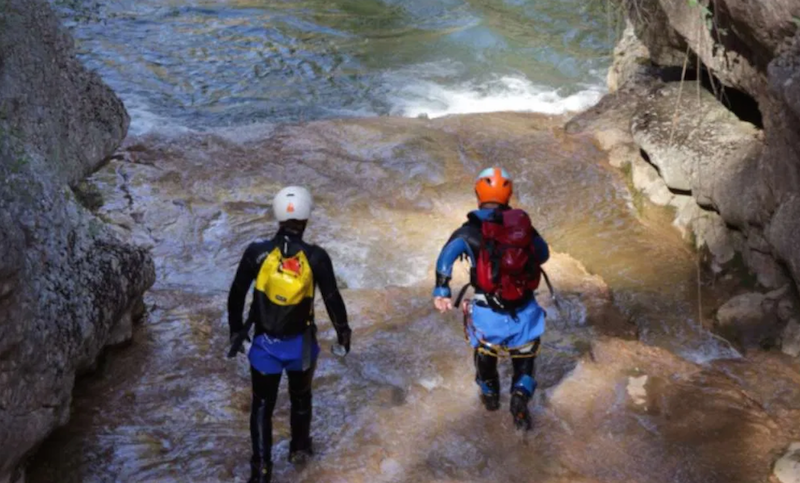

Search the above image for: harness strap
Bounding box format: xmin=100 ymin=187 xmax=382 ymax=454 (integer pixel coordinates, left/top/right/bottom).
xmin=454 ymin=283 xmax=471 ymax=309
xmin=541 ymin=268 xmax=554 ymax=298
xmin=460 ymin=301 xmax=541 ymax=359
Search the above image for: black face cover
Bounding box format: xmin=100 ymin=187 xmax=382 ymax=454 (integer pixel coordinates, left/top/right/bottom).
xmin=279 ymin=219 xmax=308 ymax=236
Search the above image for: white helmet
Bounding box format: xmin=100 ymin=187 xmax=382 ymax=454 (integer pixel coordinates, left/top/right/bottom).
xmin=273 ymin=186 xmax=313 ymax=222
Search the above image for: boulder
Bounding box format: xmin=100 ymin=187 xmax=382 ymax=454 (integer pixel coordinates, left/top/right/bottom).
xmin=0 ymin=0 xmax=129 ymax=186
xmin=607 ymin=21 xmax=652 ymax=93
xmin=714 ymin=292 xmax=785 ymax=351
xmin=768 ymin=196 xmax=800 ymax=293
xmin=0 ymin=0 xmax=154 ymax=480
xmin=631 ymin=83 xmax=764 ymax=227
xmin=670 ymin=193 xmax=700 ymax=236
xmin=625 ymin=0 xmax=796 ymax=97
xmin=692 ymin=210 xmax=740 ymax=265
xmin=783 ymin=320 xmax=800 ymax=358
xmin=618 ymin=0 xmax=800 ymax=308
xmin=630 ymin=152 xmax=673 ymax=206
xmin=740 ymin=232 xmax=791 ymax=289
xmin=774 ymin=443 xmax=800 ymax=483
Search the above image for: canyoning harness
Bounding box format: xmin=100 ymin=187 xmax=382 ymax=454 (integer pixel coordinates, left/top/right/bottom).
xmin=453 ymin=265 xmax=556 ymax=360
xmin=453 ymin=267 xmax=557 ymax=311
xmin=460 ymin=297 xmax=543 ymax=359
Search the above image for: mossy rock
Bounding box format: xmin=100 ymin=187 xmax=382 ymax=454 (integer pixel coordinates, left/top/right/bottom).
xmin=73 ymin=180 xmax=104 ymax=212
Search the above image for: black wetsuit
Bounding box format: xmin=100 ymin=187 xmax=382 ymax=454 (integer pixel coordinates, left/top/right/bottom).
xmin=227 ymin=229 xmax=350 ymax=472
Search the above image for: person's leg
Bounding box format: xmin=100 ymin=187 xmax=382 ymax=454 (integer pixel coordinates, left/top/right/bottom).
xmin=468 ymin=303 xmax=502 ymax=410
xmin=286 ymin=360 xmax=317 ymax=463
xmin=509 ymin=340 xmax=540 ymax=430
xmin=250 ymin=367 xmax=282 ymax=482
xmin=474 ymin=347 xmax=500 ymax=410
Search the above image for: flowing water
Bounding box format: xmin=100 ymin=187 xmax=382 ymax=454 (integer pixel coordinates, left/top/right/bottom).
xmin=28 ymin=1 xmax=800 ymax=482
xmin=54 ymin=0 xmax=613 ymax=132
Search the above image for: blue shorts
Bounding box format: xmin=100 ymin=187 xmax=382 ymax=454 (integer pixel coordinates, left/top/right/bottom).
xmin=248 ymin=332 xmax=320 ymax=375
xmin=467 ymin=298 xmax=546 ymax=349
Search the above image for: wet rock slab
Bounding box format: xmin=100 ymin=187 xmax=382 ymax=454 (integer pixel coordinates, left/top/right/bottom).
xmin=547 ymin=338 xmax=796 ymax=483
xmin=25 ymin=111 xmax=795 ymax=482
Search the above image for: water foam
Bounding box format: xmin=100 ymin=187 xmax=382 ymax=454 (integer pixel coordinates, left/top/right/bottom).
xmin=123 ymin=94 xmax=194 ymax=137
xmin=389 ymin=75 xmax=605 ymax=119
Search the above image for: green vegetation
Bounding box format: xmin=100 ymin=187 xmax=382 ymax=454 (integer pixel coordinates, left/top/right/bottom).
xmin=73 ymin=180 xmax=105 ymax=212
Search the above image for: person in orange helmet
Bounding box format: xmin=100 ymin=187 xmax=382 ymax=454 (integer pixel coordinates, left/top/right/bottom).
xmin=432 ymin=167 xmax=549 ymax=430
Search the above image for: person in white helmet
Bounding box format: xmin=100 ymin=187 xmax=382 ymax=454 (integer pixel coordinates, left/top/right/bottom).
xmin=227 ymin=186 xmax=351 ymax=483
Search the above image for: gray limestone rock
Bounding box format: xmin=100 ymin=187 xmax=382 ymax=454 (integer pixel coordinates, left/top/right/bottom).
xmin=632 ymin=84 xmax=764 ymax=228
xmin=768 ymin=196 xmax=800 ymax=293
xmin=631 ymin=153 xmax=674 ymax=206
xmin=714 ymin=292 xmax=785 ymax=352
xmin=0 ymin=0 xmax=154 ymax=480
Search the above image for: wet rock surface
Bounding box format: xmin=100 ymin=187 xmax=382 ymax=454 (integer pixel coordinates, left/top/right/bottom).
xmin=547 ymin=338 xmax=795 ymax=483
xmin=606 ymin=21 xmax=652 ymax=93
xmin=19 ymin=110 xmax=796 ymax=482
xmin=3 ymin=0 xmax=799 ymax=479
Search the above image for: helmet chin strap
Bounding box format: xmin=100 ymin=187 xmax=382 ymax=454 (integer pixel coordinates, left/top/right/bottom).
xmin=279 ymin=220 xmax=307 ymax=237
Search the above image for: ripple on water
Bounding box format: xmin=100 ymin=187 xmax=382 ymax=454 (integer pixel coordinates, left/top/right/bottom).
xmin=56 ymin=0 xmax=613 ymax=131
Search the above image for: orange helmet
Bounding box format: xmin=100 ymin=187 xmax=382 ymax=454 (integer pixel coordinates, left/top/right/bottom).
xmin=474 ymin=167 xmax=513 ymax=205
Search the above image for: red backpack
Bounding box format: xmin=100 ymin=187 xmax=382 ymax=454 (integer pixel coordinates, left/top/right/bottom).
xmin=474 ymin=209 xmax=541 ymax=306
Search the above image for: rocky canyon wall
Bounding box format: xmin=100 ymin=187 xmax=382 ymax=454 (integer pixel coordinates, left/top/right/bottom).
xmin=567 ymin=0 xmax=800 ymax=356
xmin=0 ymin=0 xmax=155 ymax=480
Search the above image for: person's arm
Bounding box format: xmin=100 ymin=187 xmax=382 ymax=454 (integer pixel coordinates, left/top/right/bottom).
xmin=313 ymin=248 xmax=351 ymax=352
xmin=532 ymin=231 xmax=549 ymax=265
xmin=433 ymin=226 xmax=475 ymax=310
xmin=227 ymin=243 xmax=259 ymax=338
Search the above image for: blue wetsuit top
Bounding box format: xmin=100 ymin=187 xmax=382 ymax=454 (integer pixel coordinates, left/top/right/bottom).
xmin=433 ymin=207 xmax=550 ymax=299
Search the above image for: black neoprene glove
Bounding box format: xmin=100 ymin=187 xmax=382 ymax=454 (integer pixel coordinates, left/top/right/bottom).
xmin=337 ymin=328 xmax=352 ymax=355
xmin=229 ymin=330 xmax=251 ymax=355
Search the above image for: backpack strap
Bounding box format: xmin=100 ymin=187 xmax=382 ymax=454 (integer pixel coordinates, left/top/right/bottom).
xmin=489 ymin=239 xmax=502 ymax=284
xmin=454 ymin=283 xmax=471 ymax=309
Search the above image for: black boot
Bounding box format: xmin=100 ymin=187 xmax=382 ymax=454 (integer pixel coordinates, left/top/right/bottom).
xmin=478 ymin=378 xmax=500 ymax=411
xmin=288 ymin=437 xmax=314 ymax=465
xmin=249 ymin=369 xmax=280 ymax=483
xmin=510 ymin=362 xmax=537 ymax=431
xmin=248 ymin=458 xmax=272 ymax=483
xmin=510 ymin=389 xmax=531 ymax=431
xmin=474 ymin=349 xmax=500 ymax=411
